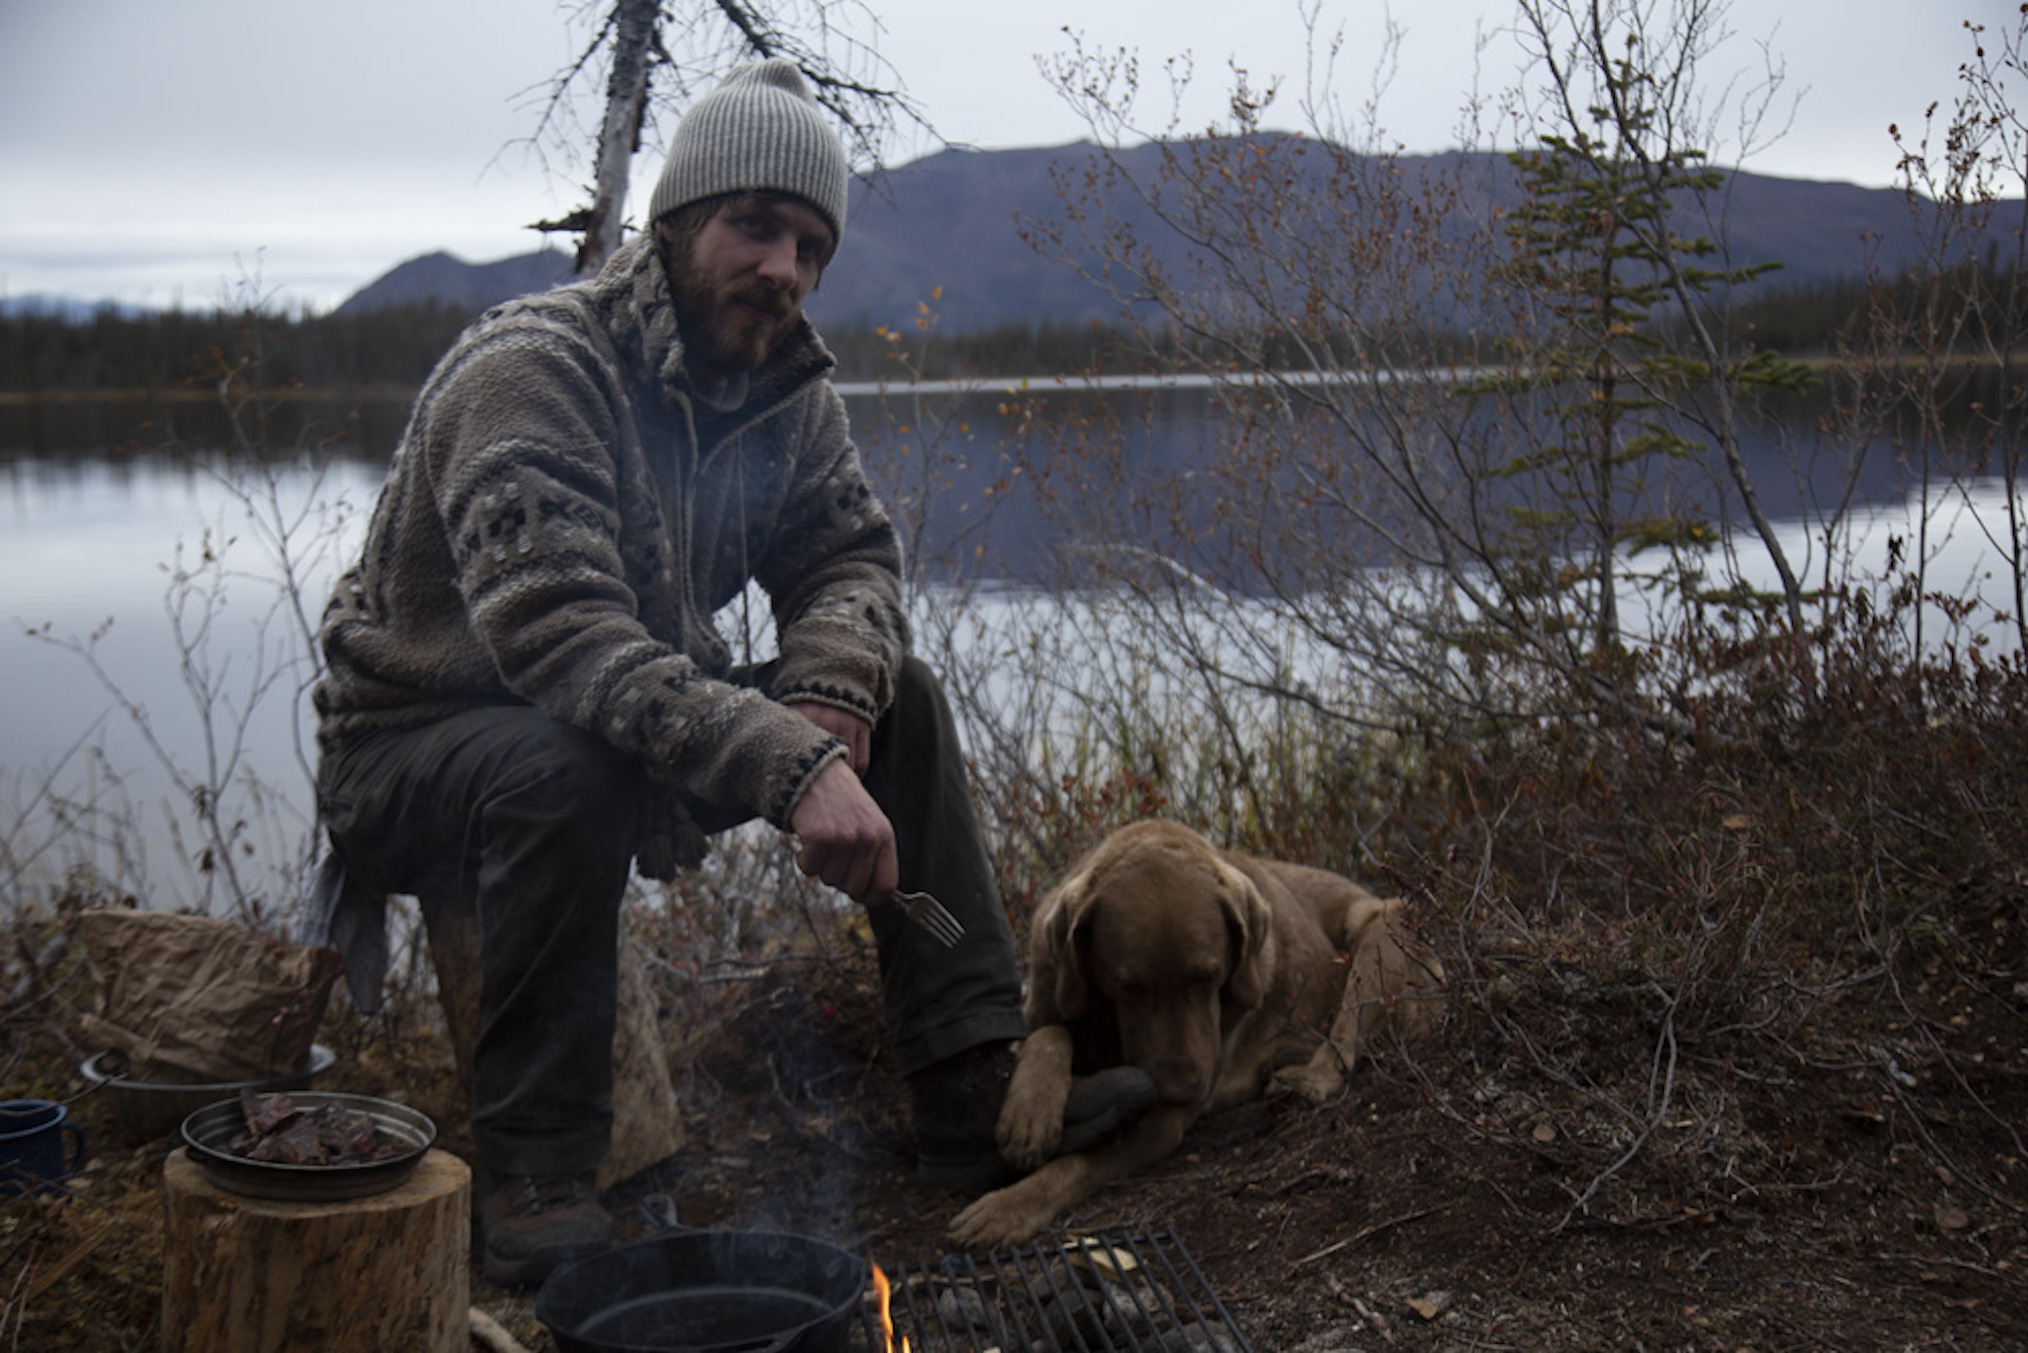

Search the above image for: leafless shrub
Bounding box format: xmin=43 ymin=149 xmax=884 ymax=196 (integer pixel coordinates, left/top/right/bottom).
xmin=11 ymin=283 xmax=356 ymax=932
xmin=894 ymin=0 xmax=2028 ymax=1235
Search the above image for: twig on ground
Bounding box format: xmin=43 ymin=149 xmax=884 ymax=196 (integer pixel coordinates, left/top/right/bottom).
xmin=22 ymin=1225 xmax=112 ymax=1307
xmin=1555 ymin=1001 xmax=1681 ymax=1232
xmin=468 ymin=1306 xmax=532 ymax=1353
xmin=1294 ymin=1204 xmax=1450 ymax=1267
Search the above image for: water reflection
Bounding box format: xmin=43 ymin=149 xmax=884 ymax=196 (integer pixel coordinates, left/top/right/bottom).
xmin=1 ymin=382 xmax=2021 ymax=908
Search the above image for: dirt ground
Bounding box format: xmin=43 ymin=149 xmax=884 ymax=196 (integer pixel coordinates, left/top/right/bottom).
xmin=6 ymin=899 xmax=2025 ymax=1351
xmin=505 ymin=907 xmax=2028 ymax=1352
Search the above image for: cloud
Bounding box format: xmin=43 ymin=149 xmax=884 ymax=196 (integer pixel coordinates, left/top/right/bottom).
xmin=0 ymin=0 xmax=2012 ymax=310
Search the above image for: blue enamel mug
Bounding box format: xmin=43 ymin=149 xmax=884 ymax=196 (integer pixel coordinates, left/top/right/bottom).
xmin=0 ymin=1099 xmax=87 ymax=1196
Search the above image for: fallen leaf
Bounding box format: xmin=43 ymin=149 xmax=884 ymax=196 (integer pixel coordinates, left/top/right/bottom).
xmin=1063 ymin=1239 xmax=1139 ymax=1279
xmin=1406 ymin=1291 xmax=1452 ymax=1320
xmin=1937 ymin=1207 xmax=1971 ymax=1231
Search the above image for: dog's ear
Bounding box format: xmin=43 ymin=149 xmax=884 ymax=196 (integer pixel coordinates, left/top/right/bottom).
xmin=1218 ymin=864 xmax=1275 ymax=1010
xmin=1027 ymin=868 xmax=1098 ymax=1023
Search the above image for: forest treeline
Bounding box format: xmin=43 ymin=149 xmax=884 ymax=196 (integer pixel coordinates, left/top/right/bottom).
xmin=1 ymin=262 xmax=1996 ymax=399
xmin=0 ymin=300 xmax=1136 ymax=397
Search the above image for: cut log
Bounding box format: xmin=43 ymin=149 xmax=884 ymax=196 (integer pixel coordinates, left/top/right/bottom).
xmin=161 ymin=1147 xmax=470 ymax=1352
xmin=421 ymin=901 xmax=684 ymax=1188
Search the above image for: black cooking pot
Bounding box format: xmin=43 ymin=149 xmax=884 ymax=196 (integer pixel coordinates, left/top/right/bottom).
xmin=536 ymin=1195 xmax=867 ymax=1353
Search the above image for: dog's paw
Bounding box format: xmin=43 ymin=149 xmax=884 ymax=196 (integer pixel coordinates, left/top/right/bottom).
xmin=997 ymin=1030 xmax=1075 ymax=1169
xmin=950 ymin=1179 xmax=1056 ymax=1249
xmin=996 ymin=1089 xmax=1066 ymax=1170
xmin=1272 ymin=1056 xmax=1344 ymax=1105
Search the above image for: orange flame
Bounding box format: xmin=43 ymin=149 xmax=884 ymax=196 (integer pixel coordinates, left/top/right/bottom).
xmin=870 ymin=1261 xmax=911 ymax=1353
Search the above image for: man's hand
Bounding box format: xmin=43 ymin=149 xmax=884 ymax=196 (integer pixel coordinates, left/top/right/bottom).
xmin=788 ymin=759 xmax=896 ymax=904
xmin=786 ymin=700 xmax=871 ymax=774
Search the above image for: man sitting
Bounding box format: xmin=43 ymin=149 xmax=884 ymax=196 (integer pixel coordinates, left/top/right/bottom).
xmin=310 ymin=60 xmax=1148 ymax=1285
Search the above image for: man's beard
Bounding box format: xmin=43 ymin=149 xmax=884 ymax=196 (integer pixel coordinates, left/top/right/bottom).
xmin=665 ymin=238 xmax=795 ymax=377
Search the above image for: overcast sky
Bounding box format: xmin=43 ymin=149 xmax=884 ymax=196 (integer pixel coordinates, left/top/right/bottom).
xmin=0 ymin=0 xmax=2011 ymax=313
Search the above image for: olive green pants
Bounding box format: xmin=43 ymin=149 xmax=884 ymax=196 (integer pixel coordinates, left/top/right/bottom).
xmin=317 ymin=656 xmax=1024 ymax=1176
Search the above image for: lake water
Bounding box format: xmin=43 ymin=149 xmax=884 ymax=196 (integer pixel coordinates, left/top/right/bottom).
xmin=2 ymin=383 xmax=2021 ymax=913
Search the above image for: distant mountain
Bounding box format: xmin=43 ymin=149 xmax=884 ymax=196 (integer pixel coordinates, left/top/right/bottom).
xmin=810 ymin=142 xmax=1155 ymax=332
xmin=335 ymin=141 xmax=2006 ymax=331
xmin=332 ymin=248 xmax=574 ymax=318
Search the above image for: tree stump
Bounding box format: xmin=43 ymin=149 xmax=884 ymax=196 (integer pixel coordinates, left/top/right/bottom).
xmin=160 ymin=1147 xmax=470 ymax=1353
xmin=421 ymin=900 xmax=685 ymax=1188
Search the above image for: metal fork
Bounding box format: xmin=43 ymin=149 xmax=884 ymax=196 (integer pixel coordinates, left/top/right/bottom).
xmin=893 ymin=889 xmax=965 ymax=948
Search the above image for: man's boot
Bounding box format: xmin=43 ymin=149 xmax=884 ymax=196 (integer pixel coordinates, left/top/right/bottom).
xmin=909 ymin=1043 xmax=1157 ymax=1192
xmin=478 ymin=1168 xmax=615 ymax=1287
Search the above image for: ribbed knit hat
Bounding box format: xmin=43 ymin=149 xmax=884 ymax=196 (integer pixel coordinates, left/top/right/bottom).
xmin=647 ymin=59 xmax=849 ymax=239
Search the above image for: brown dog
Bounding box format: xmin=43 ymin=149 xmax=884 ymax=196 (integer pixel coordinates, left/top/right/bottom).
xmin=950 ymin=820 xmax=1442 ymax=1246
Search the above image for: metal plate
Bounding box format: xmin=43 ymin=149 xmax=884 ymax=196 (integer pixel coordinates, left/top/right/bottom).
xmin=179 ymin=1091 xmax=436 ymax=1202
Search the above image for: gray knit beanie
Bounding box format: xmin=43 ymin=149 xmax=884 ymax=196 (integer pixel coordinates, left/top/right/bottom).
xmin=647 ymin=59 xmax=849 ymax=239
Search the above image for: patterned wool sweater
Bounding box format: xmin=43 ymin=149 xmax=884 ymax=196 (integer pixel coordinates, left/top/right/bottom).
xmin=313 ymin=234 xmax=908 ymax=832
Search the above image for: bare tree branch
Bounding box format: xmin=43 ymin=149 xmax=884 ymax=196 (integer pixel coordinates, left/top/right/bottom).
xmin=520 ymin=0 xmax=935 ymax=274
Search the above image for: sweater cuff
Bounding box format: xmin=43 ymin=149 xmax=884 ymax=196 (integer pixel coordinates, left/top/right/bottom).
xmin=770 ymin=677 xmax=883 ymax=727
xmin=769 ymin=739 xmax=851 ymax=831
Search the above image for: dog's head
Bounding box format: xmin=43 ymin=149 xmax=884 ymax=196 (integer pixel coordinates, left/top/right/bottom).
xmin=1025 ymin=821 xmax=1275 ymax=1106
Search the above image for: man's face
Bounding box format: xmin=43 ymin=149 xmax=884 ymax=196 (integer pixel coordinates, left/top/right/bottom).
xmin=662 ymin=194 xmax=835 ymax=380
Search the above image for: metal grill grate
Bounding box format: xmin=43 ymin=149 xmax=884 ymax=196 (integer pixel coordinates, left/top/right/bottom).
xmin=860 ymin=1230 xmax=1252 ymax=1352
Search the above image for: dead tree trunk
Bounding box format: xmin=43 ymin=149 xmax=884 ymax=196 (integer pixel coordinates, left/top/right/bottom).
xmin=578 ymin=0 xmax=662 ymax=275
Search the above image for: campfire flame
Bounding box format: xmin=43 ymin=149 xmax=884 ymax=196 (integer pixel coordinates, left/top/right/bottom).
xmin=870 ymin=1261 xmax=910 ymax=1353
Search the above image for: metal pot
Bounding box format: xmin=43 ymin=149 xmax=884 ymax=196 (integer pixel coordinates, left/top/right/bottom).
xmin=81 ymin=1044 xmax=336 ymax=1145
xmin=536 ymin=1195 xmax=866 ymax=1353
